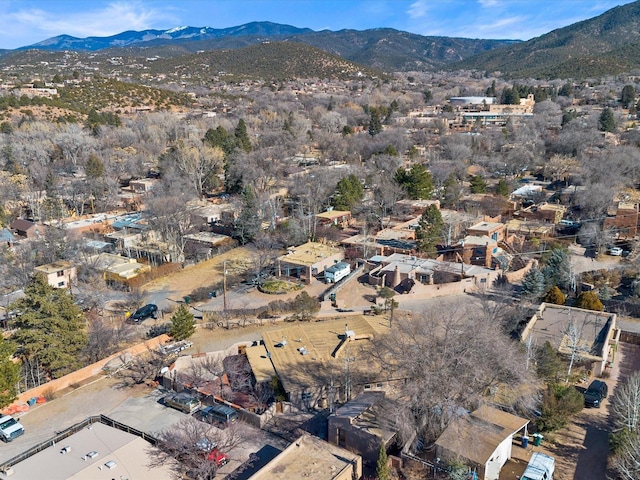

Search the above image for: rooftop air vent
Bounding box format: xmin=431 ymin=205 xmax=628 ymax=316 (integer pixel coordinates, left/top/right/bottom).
xmin=86 ymin=451 xmax=98 ymax=459
xmin=60 ymin=446 xmax=71 ymax=454
xmin=104 ymin=460 xmax=117 ymax=469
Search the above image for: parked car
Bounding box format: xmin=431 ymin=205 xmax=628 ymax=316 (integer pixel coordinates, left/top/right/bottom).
xmin=609 ymin=247 xmax=623 ymax=256
xmin=201 ymin=404 xmax=239 ymax=428
xmin=130 ymin=303 xmax=158 ymax=322
xmin=584 ymin=379 xmax=608 ymax=408
xmin=164 ymin=392 xmax=201 ymax=414
xmin=0 ymin=415 xmax=24 ymax=442
xmin=196 ymin=439 xmax=229 ymax=467
xmin=522 ymin=452 xmax=555 ymax=480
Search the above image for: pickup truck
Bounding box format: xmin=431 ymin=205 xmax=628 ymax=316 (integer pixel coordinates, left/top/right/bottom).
xmin=0 ymin=415 xmax=24 ymax=442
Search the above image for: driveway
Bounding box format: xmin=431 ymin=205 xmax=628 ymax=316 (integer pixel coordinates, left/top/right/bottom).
xmin=543 ymin=342 xmax=640 ymax=479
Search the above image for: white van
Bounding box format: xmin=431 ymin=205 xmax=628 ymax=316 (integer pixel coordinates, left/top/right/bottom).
xmin=522 ymin=452 xmax=555 ymax=480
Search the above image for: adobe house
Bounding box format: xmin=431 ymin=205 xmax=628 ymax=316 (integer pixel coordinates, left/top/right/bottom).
xmin=466 ymin=221 xmax=505 ymax=243
xmin=10 ymin=219 xmax=39 ymax=239
xmin=435 ymin=405 xmax=529 ymax=480
xmin=277 ymin=241 xmax=344 ymax=284
xmin=603 ymin=202 xmax=638 ymax=239
xmin=34 ymin=261 xmax=77 ymax=289
xmin=247 ymin=434 xmax=362 ymax=480
xmin=520 ymin=303 xmax=620 ymax=377
xmin=316 ymin=209 xmax=352 ymax=228
xmin=328 ymin=392 xmax=396 ymax=466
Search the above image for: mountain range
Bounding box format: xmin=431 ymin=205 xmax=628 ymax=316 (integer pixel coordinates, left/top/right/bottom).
xmin=5 ymin=1 xmax=640 ymax=79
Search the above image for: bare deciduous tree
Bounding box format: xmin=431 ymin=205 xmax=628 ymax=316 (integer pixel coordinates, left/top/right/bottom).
xmin=364 ymin=306 xmax=535 ymax=444
xmin=149 ymin=416 xmax=248 ymax=480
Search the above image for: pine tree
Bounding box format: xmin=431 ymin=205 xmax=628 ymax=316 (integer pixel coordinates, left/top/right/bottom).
xmin=331 ymin=174 xmax=364 ymax=211
xmin=169 ymin=304 xmax=196 ymax=341
xmin=416 ymin=204 xmax=444 ymax=256
xmin=234 ymin=185 xmax=261 ymax=245
xmin=234 ymin=119 xmax=252 ymax=152
xmin=621 ymin=85 xmax=636 ymax=109
xmin=469 ymin=175 xmax=487 ymax=193
xmin=376 ymin=443 xmax=390 ymax=480
xmin=9 ymin=274 xmax=87 ymax=383
xmin=0 ymin=335 xmax=19 ymax=408
xmin=542 ymin=248 xmax=571 ymax=291
xmin=521 ymin=268 xmax=546 ymax=299
xmin=85 ymin=153 xmax=105 ymax=178
xmin=368 ymin=108 xmax=382 ymax=136
xmin=495 ymin=178 xmax=510 ymax=197
xmin=395 ymin=164 xmax=434 ymax=200
xmin=599 ymin=108 xmax=616 ymax=133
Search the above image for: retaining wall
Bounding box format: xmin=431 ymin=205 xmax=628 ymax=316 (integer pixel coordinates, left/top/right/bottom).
xmin=8 ymin=334 xmax=170 ymax=409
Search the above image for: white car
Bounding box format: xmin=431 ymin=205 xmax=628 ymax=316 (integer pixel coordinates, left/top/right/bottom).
xmin=610 ymin=247 xmax=623 ymax=256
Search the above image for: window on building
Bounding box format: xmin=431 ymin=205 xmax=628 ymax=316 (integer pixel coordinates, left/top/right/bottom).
xmin=57 ymin=270 xmax=64 ymax=277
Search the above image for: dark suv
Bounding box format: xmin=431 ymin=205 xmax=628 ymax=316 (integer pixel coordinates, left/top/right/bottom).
xmin=130 ymin=303 xmax=158 ymax=322
xmin=584 ymin=380 xmax=608 ymax=408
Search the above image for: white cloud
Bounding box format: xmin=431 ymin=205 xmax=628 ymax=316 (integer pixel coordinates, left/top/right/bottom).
xmin=2 ymin=1 xmax=178 ymax=46
xmin=407 ymin=0 xmax=428 ymax=19
xmin=478 ymin=0 xmax=500 ymax=7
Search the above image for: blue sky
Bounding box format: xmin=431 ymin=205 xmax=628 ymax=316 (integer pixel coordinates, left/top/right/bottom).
xmin=0 ymin=0 xmax=635 ymax=49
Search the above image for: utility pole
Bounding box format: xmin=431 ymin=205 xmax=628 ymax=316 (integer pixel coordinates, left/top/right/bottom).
xmin=223 ymin=259 xmax=228 ymax=311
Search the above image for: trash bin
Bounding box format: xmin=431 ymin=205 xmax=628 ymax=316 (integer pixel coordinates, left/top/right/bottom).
xmin=533 ymin=433 xmax=543 ymax=446
xmin=27 ymin=397 xmax=37 ymax=407
xmin=521 ymin=435 xmax=529 ymax=448
xmin=184 ymin=296 xmax=190 ymax=305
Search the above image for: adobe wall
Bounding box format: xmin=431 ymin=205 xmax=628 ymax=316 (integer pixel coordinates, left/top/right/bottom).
xmin=504 ymin=259 xmax=537 ymax=284
xmin=8 ymin=334 xmax=170 ymax=409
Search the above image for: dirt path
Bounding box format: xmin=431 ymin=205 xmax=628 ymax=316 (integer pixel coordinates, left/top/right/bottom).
xmin=542 ymin=342 xmax=640 ymax=479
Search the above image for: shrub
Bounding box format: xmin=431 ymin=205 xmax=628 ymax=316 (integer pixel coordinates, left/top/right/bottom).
xmin=538 ymin=383 xmax=584 ymax=432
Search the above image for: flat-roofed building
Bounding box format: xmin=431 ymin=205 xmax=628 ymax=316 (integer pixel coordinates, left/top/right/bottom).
xmin=2 ymin=418 xmax=172 ymax=480
xmin=258 ymin=316 xmax=388 ymax=409
xmin=277 ymin=241 xmax=344 ymax=284
xmin=328 ymin=392 xmax=396 ymax=466
xmin=34 ymin=260 xmax=77 ymax=289
xmin=247 ymin=434 xmax=362 ymax=480
xmin=521 ymin=303 xmax=620 ymax=377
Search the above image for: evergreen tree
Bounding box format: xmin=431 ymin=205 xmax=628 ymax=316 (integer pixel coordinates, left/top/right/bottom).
xmin=204 ymin=126 xmax=235 ymax=157
xmin=169 ymin=304 xmax=196 ymax=341
xmin=85 ymin=153 xmax=105 ymax=179
xmin=537 ymin=341 xmax=564 ymax=383
xmin=558 ymin=82 xmax=574 ymax=97
xmin=469 ymin=175 xmax=487 ymax=193
xmin=621 ymin=85 xmax=636 ymax=109
xmin=234 ymin=119 xmax=252 ymax=152
xmin=521 ymin=268 xmax=546 ymax=299
xmin=331 ymin=174 xmax=364 ymax=211
xmin=542 ymin=248 xmax=571 ymax=291
xmin=376 ymin=443 xmax=390 ymax=480
xmin=574 ymin=291 xmax=604 ymax=311
xmin=0 ymin=335 xmax=19 ymax=408
xmin=495 ymin=178 xmax=510 ymax=197
xmin=395 ymin=164 xmax=434 ymax=200
xmin=234 ymin=185 xmax=261 ymax=245
xmin=416 ymin=204 xmax=444 ymax=256
xmin=544 ymin=286 xmax=566 ymax=305
xmin=368 ymin=108 xmax=382 ymax=136
xmin=599 ymin=107 xmax=616 ymax=133
xmin=9 ymin=274 xmax=87 ymax=383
